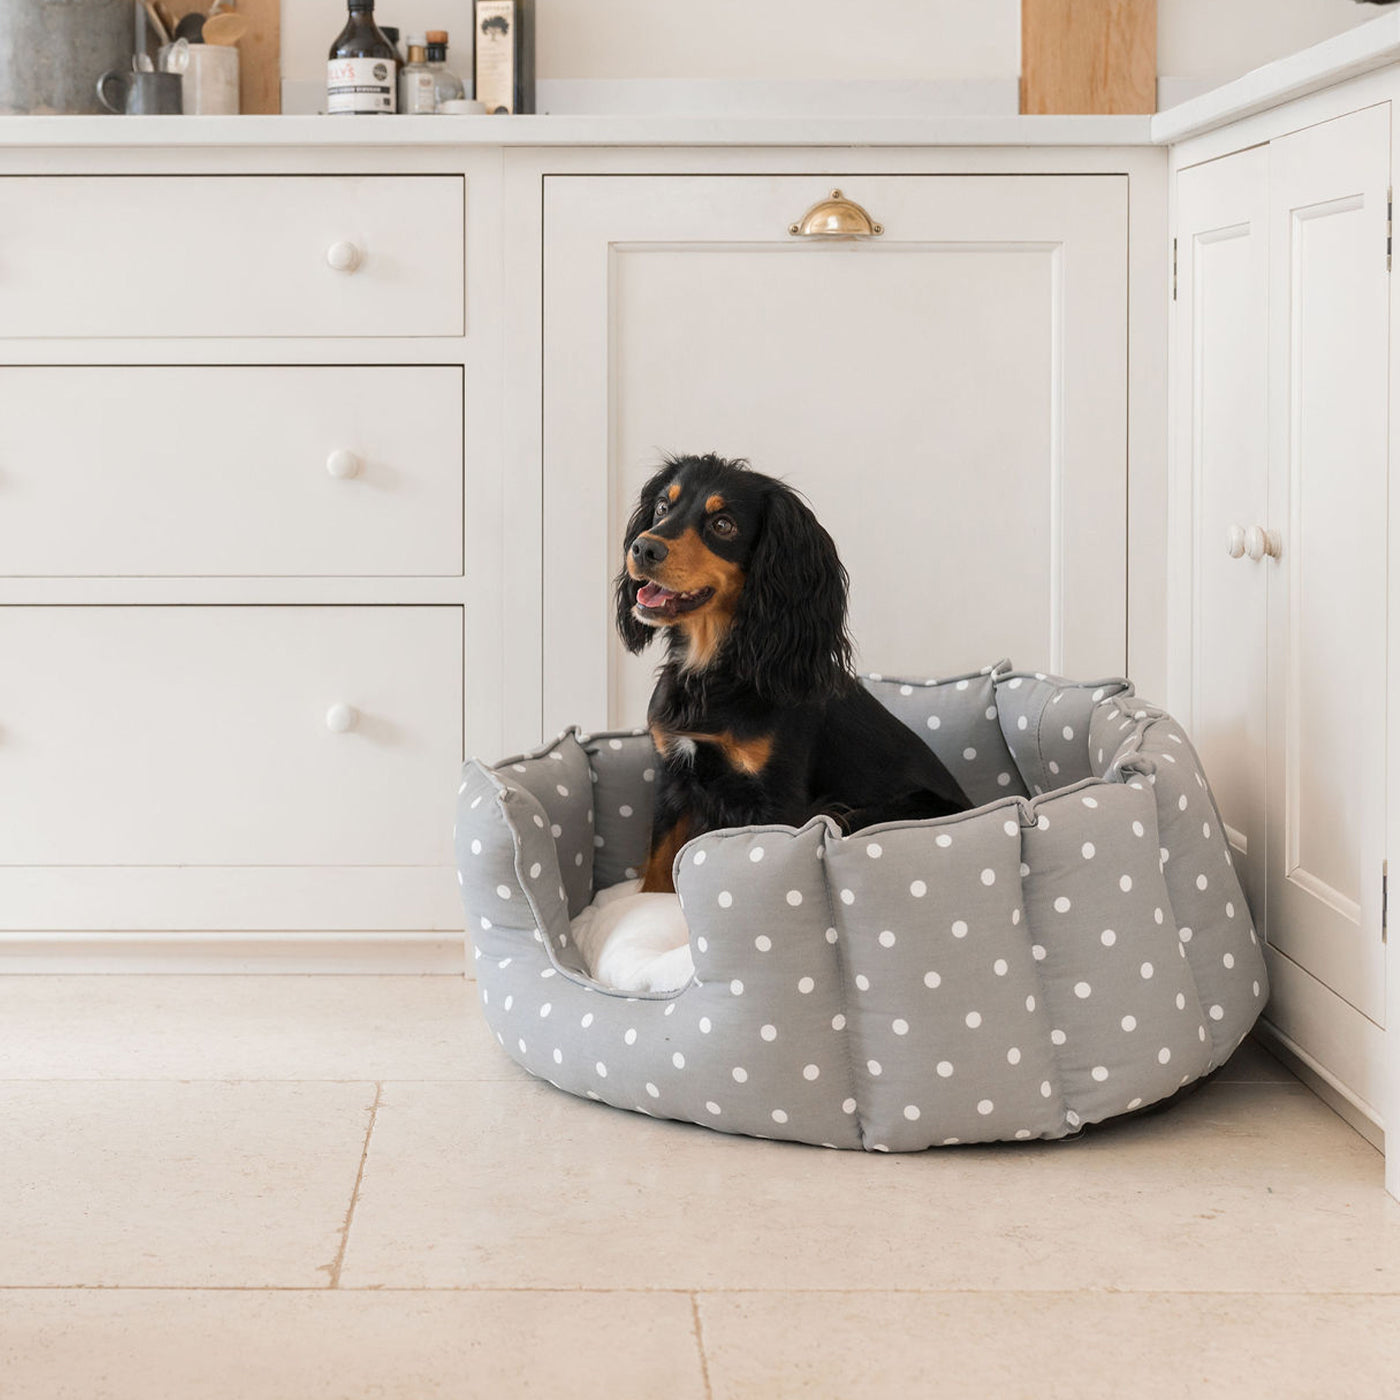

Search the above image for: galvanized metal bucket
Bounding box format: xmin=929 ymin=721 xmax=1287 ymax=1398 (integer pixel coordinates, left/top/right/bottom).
xmin=0 ymin=0 xmax=135 ymax=114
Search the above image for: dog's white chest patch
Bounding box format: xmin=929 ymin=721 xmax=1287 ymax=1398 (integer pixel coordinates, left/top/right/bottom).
xmin=671 ymin=736 xmax=698 ymax=764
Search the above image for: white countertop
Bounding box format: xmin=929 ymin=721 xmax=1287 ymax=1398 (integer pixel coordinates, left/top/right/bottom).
xmin=0 ymin=112 xmax=1153 ymax=149
xmin=1151 ymin=10 xmax=1400 ymax=144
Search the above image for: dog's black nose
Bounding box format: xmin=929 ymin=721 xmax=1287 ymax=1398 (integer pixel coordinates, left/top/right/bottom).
xmin=631 ymin=536 xmax=669 ymax=568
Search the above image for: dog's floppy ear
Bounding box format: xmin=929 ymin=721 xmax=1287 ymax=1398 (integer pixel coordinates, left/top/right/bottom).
xmin=733 ymin=482 xmax=851 ymax=704
xmin=614 ymin=465 xmax=673 ymax=654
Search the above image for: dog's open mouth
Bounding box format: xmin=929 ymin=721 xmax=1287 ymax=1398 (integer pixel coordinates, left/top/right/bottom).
xmin=635 ymin=581 xmax=715 ymax=618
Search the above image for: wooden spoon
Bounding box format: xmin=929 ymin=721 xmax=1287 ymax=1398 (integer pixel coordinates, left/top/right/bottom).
xmin=153 ymin=1 xmax=179 ymax=40
xmin=202 ymin=12 xmax=249 ymax=45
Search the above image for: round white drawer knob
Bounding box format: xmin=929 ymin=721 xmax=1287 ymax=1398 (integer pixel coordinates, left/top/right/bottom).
xmin=1245 ymin=524 xmax=1281 ymax=562
xmin=325 ymin=702 xmax=358 ymax=734
xmin=326 ymin=240 xmax=363 ymax=273
xmin=326 ymin=449 xmax=361 ymax=479
xmin=1225 ymin=524 xmax=1246 ymax=559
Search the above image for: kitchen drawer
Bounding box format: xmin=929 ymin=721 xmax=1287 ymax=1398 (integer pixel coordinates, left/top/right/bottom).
xmin=0 ymin=367 xmax=463 ymax=577
xmin=0 ymin=606 xmax=462 ymax=867
xmin=0 ymin=176 xmax=464 ymax=339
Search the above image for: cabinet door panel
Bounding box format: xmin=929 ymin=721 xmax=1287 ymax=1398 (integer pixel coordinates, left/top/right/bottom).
xmin=0 ymin=176 xmax=464 ymax=339
xmin=0 ymin=607 xmax=462 ymax=868
xmin=1267 ymin=105 xmax=1389 ymax=1026
xmin=543 ymin=175 xmax=1128 ymax=734
xmin=1174 ymin=148 xmax=1269 ymax=930
xmin=0 ymin=367 xmax=463 ymax=577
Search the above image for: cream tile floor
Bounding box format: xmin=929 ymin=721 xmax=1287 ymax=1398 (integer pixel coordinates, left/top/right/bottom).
xmin=0 ymin=975 xmax=1396 ymax=1399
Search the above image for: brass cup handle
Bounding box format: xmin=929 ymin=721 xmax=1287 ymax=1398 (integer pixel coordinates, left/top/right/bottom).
xmin=788 ymin=189 xmax=884 ymax=240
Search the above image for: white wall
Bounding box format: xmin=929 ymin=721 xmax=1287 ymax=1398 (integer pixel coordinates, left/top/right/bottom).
xmin=285 ymin=0 xmax=1020 ymax=83
xmin=529 ymin=0 xmax=1020 ymax=80
xmin=284 ymin=0 xmax=1383 ymax=100
xmin=1160 ymin=0 xmax=1376 ymax=85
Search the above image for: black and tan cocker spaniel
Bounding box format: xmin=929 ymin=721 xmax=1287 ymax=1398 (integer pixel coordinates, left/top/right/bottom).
xmin=616 ymin=453 xmax=971 ymax=893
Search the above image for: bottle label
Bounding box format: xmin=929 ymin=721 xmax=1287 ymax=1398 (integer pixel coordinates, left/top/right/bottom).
xmin=475 ymin=0 xmax=516 ymax=114
xmin=404 ymin=70 xmax=436 ymax=114
xmin=327 ymin=57 xmax=398 ymax=114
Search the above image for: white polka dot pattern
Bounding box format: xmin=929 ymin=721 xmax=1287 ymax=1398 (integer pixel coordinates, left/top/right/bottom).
xmin=583 ymin=730 xmax=657 ymax=888
xmin=455 ymin=674 xmax=1267 ymax=1152
xmin=1104 ymin=704 xmax=1267 ymax=1065
xmin=996 ymin=672 xmax=1132 ymax=796
xmin=1021 ymin=779 xmax=1214 ymax=1127
xmin=465 ymin=730 xmax=596 ymax=929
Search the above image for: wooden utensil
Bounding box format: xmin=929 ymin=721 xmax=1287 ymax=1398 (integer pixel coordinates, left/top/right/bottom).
xmin=143 ymin=0 xmax=171 ymax=46
xmin=201 ymin=12 xmax=248 ymax=45
xmin=164 ymin=0 xmax=280 ymax=112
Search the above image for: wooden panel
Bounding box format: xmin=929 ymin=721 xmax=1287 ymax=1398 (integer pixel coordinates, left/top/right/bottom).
xmin=1174 ymin=148 xmax=1269 ymax=933
xmin=0 ymin=867 xmax=464 ymax=933
xmin=0 ymin=607 xmax=463 ymax=868
xmin=1262 ymin=945 xmax=1387 ymax=1136
xmin=1266 ymin=105 xmax=1390 ymax=1027
xmin=0 ymin=176 xmax=464 ymax=339
xmin=541 ymin=174 xmax=1128 ymax=736
xmin=0 ymin=366 xmax=463 ymax=577
xmin=1021 ymin=0 xmax=1156 ymax=115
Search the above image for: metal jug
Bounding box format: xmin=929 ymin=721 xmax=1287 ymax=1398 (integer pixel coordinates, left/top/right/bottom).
xmin=0 ymin=0 xmax=136 ymax=114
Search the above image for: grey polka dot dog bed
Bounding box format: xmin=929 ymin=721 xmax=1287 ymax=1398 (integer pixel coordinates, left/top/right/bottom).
xmin=454 ymin=661 xmax=1269 ymax=1150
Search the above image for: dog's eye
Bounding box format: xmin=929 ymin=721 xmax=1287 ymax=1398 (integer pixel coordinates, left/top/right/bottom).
xmin=653 ymin=499 xmax=669 ymax=519
xmin=711 ymin=515 xmax=737 ymax=538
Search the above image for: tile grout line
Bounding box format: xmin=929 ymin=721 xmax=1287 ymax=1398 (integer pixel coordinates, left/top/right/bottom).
xmin=690 ymin=1293 xmax=714 ymax=1400
xmin=2 ymin=1285 xmax=1400 ymax=1297
xmin=325 ymin=1081 xmax=382 ymax=1290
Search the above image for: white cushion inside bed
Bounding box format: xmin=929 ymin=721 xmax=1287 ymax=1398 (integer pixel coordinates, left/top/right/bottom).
xmin=570 ymin=879 xmax=695 ymax=993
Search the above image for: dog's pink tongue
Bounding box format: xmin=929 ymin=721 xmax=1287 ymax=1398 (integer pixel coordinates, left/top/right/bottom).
xmin=637 ymin=582 xmax=675 ymax=608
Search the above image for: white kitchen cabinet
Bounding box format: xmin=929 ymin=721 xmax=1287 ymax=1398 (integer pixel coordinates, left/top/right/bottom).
xmin=0 ymin=366 xmax=464 ymax=577
xmin=0 ymin=154 xmax=486 ymax=950
xmin=1173 ymin=146 xmax=1270 ymax=934
xmin=1266 ymin=107 xmax=1391 ymax=1028
xmin=1171 ymin=102 xmax=1392 ymax=1133
xmin=0 ymin=606 xmax=464 ymax=929
xmin=540 ymin=174 xmax=1130 ymax=735
xmin=0 ymin=136 xmax=1159 ymax=966
xmin=0 ymin=175 xmax=465 ymax=339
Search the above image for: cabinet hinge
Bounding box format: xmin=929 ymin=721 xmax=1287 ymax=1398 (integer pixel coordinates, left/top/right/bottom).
xmin=1383 ymin=860 xmax=1389 ymax=943
xmin=1388 ymin=187 xmax=1393 ymax=273
xmin=1172 ymin=237 xmax=1178 ymax=300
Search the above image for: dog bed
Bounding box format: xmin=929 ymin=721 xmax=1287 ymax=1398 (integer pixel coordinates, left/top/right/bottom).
xmin=454 ymin=661 xmax=1269 ymax=1150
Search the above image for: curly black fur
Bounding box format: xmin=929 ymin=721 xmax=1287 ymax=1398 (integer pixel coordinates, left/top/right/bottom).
xmin=615 ymin=454 xmax=971 ymax=891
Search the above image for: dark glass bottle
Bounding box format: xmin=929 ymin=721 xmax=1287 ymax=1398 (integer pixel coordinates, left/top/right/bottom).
xmin=326 ymin=0 xmax=398 ymax=115
xmin=380 ymin=25 xmax=405 ymax=65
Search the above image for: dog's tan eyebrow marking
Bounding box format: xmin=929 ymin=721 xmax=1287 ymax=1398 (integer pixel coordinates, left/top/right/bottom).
xmin=667 ymin=483 xmax=682 ymax=503
xmin=705 ymin=494 xmax=726 ymax=513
